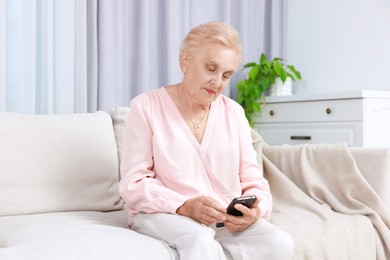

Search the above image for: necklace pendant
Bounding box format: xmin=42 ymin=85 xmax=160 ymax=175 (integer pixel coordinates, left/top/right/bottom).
xmin=194 ymin=124 xmax=200 ymax=129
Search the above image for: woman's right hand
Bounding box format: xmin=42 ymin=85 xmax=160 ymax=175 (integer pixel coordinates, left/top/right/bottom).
xmin=176 ymin=196 xmax=227 ymax=225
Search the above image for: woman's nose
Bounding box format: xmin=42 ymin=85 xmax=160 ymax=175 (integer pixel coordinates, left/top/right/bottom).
xmin=211 ymin=74 xmax=223 ymax=88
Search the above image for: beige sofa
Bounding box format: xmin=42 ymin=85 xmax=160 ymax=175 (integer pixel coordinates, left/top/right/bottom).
xmin=0 ymin=107 xmax=389 ymax=259
xmin=0 ymin=108 xmax=179 ymax=260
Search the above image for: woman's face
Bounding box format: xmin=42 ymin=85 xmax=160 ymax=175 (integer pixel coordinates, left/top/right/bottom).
xmin=181 ymin=43 xmax=239 ymax=105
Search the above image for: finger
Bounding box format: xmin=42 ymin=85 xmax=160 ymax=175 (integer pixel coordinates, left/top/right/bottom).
xmin=226 ymin=210 xmax=256 ymax=227
xmin=203 ymin=197 xmax=226 ymax=213
xmin=225 ymin=214 xmax=246 ymax=226
xmin=234 ymin=203 xmax=252 ymax=215
xmin=198 ymin=206 xmax=227 ymax=225
xmin=224 ymin=220 xmax=247 ymax=233
xmin=202 ymin=205 xmax=227 ymax=222
xmin=199 ymin=214 xmax=221 ymax=226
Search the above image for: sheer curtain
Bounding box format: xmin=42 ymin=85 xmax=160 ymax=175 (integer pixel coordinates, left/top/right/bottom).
xmin=87 ymin=0 xmax=284 ymax=112
xmin=0 ymin=0 xmax=87 ymax=114
xmin=1 ymin=0 xmax=283 ymax=114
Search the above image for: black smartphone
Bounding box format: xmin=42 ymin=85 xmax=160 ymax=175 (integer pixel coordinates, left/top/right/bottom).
xmin=216 ymin=195 xmax=257 ymax=227
xmin=226 ymin=195 xmax=257 ymax=216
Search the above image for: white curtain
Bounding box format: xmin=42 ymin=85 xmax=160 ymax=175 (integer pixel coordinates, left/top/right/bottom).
xmin=0 ymin=0 xmax=87 ymax=114
xmin=87 ymin=0 xmax=285 ymax=112
xmin=1 ymin=0 xmax=284 ymax=114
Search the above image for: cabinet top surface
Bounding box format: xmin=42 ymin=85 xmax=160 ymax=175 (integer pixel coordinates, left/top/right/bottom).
xmin=264 ymin=90 xmax=390 ymax=103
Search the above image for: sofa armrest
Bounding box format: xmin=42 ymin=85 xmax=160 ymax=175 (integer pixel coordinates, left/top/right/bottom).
xmin=349 ymin=147 xmax=390 ymax=209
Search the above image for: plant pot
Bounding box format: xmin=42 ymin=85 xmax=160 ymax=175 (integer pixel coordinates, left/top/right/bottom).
xmin=269 ymin=77 xmax=292 ymax=96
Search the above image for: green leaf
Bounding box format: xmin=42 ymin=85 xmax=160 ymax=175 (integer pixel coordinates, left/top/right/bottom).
xmin=254 ymin=85 xmax=261 ymax=98
xmin=248 ymin=65 xmax=260 ymax=80
xmin=260 ymin=64 xmax=268 ymax=75
xmin=273 ymin=61 xmax=283 ymax=78
xmin=244 ymin=82 xmax=252 ymax=96
xmin=287 ymin=65 xmax=302 ymax=79
xmin=286 ymin=73 xmax=296 ymax=81
xmin=260 ymin=53 xmax=268 ymax=64
xmin=245 ymin=97 xmax=253 ymax=110
xmin=260 ymin=78 xmax=270 ymax=92
xmin=274 ymin=57 xmax=284 ymax=62
xmin=237 ymin=80 xmax=243 ymax=90
xmin=280 ymin=70 xmax=287 ymax=83
xmin=252 ymin=101 xmax=260 ymax=112
xmin=243 ymin=83 xmax=250 ymax=93
xmin=237 ymin=94 xmax=244 ymax=104
xmin=243 ymin=62 xmax=256 ymax=69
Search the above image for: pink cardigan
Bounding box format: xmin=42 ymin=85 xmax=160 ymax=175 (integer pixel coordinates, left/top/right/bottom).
xmin=119 ymin=87 xmax=272 ymax=222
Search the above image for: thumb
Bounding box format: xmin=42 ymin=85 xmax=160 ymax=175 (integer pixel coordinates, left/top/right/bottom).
xmin=252 ymin=198 xmax=260 ymax=208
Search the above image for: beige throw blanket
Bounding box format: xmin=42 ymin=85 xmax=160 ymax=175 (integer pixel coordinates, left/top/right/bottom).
xmin=251 ymin=130 xmax=390 ymax=259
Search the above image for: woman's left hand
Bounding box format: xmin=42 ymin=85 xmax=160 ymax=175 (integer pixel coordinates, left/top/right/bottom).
xmin=223 ymin=199 xmax=261 ymax=233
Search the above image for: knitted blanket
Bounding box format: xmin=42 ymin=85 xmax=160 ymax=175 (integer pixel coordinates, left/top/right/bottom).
xmin=251 ymin=129 xmax=390 ymax=259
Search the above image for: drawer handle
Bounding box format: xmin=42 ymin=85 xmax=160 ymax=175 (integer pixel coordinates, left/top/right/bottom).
xmin=269 ymin=110 xmax=275 ymax=116
xmin=291 ymin=136 xmax=312 ymax=140
xmin=326 ymin=108 xmax=332 ymax=114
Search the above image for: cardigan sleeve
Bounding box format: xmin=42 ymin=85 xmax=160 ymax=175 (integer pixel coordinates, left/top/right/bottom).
xmin=119 ymin=95 xmax=189 ymax=218
xmin=235 ymin=103 xmax=273 ymax=220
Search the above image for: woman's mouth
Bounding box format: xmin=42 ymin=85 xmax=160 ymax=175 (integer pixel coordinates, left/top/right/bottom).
xmin=205 ymin=88 xmax=216 ymax=96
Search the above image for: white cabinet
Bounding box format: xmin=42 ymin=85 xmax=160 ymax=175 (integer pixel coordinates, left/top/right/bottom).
xmin=252 ymin=90 xmax=390 ymax=147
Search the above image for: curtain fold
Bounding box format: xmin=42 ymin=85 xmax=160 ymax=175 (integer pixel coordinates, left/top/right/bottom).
xmin=1 ymin=0 xmax=283 ymax=114
xmin=0 ymin=0 xmax=87 ymax=114
xmin=87 ymin=0 xmax=284 ymax=112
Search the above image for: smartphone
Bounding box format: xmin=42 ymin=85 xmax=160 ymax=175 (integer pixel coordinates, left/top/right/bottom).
xmin=226 ymin=195 xmax=257 ymax=216
xmin=216 ymin=195 xmax=257 ymax=227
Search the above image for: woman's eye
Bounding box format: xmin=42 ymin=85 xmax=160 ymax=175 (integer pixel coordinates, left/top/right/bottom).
xmin=223 ymin=74 xmax=231 ymax=80
xmin=206 ymin=64 xmax=217 ymax=72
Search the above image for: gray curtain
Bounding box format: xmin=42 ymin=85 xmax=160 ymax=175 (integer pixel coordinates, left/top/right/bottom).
xmin=87 ymin=0 xmax=284 ymax=112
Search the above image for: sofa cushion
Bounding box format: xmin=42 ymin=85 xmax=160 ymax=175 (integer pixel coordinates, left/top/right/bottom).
xmin=0 ymin=210 xmax=178 ymax=260
xmin=0 ymin=111 xmax=123 ymax=216
xmin=109 ymin=107 xmax=130 ymax=170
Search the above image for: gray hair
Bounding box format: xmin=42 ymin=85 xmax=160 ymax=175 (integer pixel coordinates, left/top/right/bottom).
xmin=179 ymin=21 xmax=243 ymax=63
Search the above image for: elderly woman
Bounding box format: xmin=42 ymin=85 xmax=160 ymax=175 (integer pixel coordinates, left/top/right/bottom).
xmin=119 ymin=21 xmax=294 ymax=259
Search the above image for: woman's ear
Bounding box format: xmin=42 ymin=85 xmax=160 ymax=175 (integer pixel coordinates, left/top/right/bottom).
xmin=180 ymin=55 xmax=189 ymax=74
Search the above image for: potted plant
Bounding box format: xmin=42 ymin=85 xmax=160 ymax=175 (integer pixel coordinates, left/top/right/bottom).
xmin=236 ymin=53 xmax=302 ymax=126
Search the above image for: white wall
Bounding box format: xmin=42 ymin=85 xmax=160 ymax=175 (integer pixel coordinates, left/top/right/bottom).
xmin=285 ymin=0 xmax=390 ymax=95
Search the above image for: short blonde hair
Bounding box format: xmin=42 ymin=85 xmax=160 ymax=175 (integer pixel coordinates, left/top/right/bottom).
xmin=179 ymin=21 xmax=243 ymax=63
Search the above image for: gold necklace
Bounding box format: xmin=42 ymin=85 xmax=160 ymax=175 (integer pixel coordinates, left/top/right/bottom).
xmin=178 ymin=85 xmax=208 ymax=129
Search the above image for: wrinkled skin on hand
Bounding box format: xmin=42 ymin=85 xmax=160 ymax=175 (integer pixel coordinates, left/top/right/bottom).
xmin=176 ymin=196 xmax=261 ymax=233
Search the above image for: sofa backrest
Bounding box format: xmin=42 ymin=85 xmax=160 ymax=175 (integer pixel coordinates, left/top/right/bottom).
xmin=108 ymin=107 xmax=131 ymax=169
xmin=0 ymin=111 xmax=123 ymax=216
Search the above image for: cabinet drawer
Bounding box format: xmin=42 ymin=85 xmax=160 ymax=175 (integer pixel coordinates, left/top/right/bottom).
xmin=253 ymin=99 xmax=364 ymax=123
xmin=254 ymin=122 xmax=363 ymax=146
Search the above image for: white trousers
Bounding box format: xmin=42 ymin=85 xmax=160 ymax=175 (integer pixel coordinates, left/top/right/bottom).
xmin=130 ymin=213 xmax=294 ymax=260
